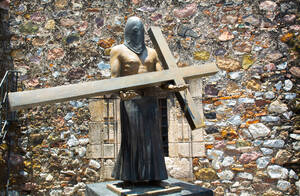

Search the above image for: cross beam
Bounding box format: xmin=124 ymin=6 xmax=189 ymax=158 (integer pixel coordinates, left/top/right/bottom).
xmin=8 ymin=27 xmax=219 ymax=130
xmin=8 ymin=65 xmax=217 ymax=111
xmin=148 ymin=26 xmax=212 ymax=129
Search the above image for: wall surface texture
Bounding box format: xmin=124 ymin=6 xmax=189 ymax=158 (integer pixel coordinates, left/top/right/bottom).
xmin=2 ymin=0 xmax=300 ymax=195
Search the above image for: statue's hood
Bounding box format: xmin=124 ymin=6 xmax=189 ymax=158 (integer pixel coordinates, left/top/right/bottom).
xmin=124 ymin=16 xmax=146 ymax=55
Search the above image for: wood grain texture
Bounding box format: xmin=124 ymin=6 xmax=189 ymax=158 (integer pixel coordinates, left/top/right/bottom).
xmin=8 ymin=65 xmax=218 ymax=111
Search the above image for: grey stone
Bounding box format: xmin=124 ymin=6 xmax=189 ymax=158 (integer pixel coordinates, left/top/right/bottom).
xmin=267 ymin=165 xmax=288 ymax=179
xmin=253 ymin=140 xmax=263 ymax=146
xmin=256 ymin=156 xmax=271 ymax=169
xmin=293 ymin=141 xmax=300 ymax=151
xmin=277 ymin=180 xmax=291 ymax=191
xmin=289 ymin=169 xmax=299 ymax=180
xmin=275 ymin=81 xmax=282 ymax=91
xmin=67 ymin=135 xmax=79 ymax=147
xmin=227 ymin=115 xmax=242 ymax=126
xmin=260 ymin=148 xmax=273 ymax=155
xmin=248 ymin=123 xmax=270 ymax=138
xmin=290 ymin=134 xmax=300 ymax=140
xmin=263 ymin=140 xmax=285 ymax=148
xmin=261 ymin=116 xmax=280 ymax=122
xmin=285 ymin=93 xmax=297 ymax=100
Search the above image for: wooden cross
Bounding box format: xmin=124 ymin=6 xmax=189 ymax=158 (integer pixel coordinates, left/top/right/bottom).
xmin=8 ymin=27 xmax=218 ymax=130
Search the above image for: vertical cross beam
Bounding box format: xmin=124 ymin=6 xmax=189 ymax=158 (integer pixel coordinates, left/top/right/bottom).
xmin=148 ymin=26 xmax=204 ymax=130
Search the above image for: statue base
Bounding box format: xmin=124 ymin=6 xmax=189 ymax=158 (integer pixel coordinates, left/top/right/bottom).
xmin=85 ymin=178 xmax=213 ymax=196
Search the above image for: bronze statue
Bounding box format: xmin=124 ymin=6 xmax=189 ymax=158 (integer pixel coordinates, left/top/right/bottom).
xmin=110 ymin=16 xmax=187 ymax=183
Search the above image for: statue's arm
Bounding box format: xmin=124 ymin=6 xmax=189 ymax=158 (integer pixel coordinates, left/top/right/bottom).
xmin=110 ymin=47 xmax=121 ymax=78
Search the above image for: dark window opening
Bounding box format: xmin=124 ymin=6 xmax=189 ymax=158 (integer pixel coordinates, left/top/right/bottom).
xmin=159 ymin=98 xmax=168 ymax=156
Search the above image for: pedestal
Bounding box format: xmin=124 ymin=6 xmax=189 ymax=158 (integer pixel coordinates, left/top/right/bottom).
xmin=86 ymin=178 xmax=213 ymax=196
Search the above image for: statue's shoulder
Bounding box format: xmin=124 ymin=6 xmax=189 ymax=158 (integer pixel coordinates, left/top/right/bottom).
xmin=147 ymin=47 xmax=157 ymax=55
xmin=110 ymin=44 xmax=127 ymax=55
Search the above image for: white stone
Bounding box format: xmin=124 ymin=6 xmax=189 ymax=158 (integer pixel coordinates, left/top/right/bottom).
xmin=268 ymin=100 xmax=288 ymax=113
xmin=238 ymin=98 xmax=255 ymax=104
xmin=49 ymin=190 xmax=62 ymax=196
xmin=61 ymin=170 xmax=76 ymax=176
xmin=89 ymin=159 xmax=101 ymax=169
xmin=64 ymin=187 xmax=74 ymax=196
xmin=75 ymin=147 xmax=86 ymax=157
xmin=263 ymin=140 xmax=285 ymax=148
xmin=290 ymin=134 xmax=300 ymax=140
xmin=289 ymin=169 xmax=299 ymax=180
xmin=212 ymin=159 xmax=221 ymax=170
xmin=222 ymin=157 xmax=235 ymax=167
xmin=264 ymin=91 xmax=275 ymax=99
xmin=228 ymin=72 xmax=242 ymax=80
xmin=260 ymin=148 xmax=273 ymax=155
xmin=165 ymin=158 xmax=191 ymax=179
xmin=46 ymin=174 xmax=53 ymax=181
xmin=248 ymin=123 xmax=270 ymax=138
xmin=277 ymin=62 xmax=287 ymax=70
xmin=207 ymin=149 xmax=224 ymax=160
xmin=267 ymin=165 xmax=288 ymax=179
xmin=259 ymin=0 xmax=277 ymax=11
xmin=277 ymin=180 xmax=291 ymax=191
xmin=237 ymin=172 xmax=253 ymax=180
xmin=256 ymin=156 xmax=271 ymax=169
xmin=217 ymin=170 xmax=235 ymax=180
xmin=79 ymin=138 xmax=89 ymax=145
xmin=67 ymin=135 xmax=79 ymax=147
xmin=283 ymin=79 xmax=293 ymax=91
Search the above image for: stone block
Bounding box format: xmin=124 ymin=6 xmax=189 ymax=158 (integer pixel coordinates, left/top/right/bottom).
xmin=102 ymin=165 xmax=114 ymax=180
xmin=192 ymin=128 xmax=204 ymax=142
xmin=178 ymin=143 xmax=191 ymax=157
xmin=168 ymin=143 xmax=178 ymax=157
xmin=192 ymin=142 xmax=205 ymax=157
xmin=182 ymin=122 xmax=190 ymax=141
xmin=87 ymin=144 xmax=102 ymax=159
xmin=168 ymin=120 xmax=178 ymax=143
xmin=103 ymin=144 xmax=115 ymax=158
xmin=89 ymin=100 xmax=105 ymax=121
xmin=89 ymin=122 xmax=103 ymax=144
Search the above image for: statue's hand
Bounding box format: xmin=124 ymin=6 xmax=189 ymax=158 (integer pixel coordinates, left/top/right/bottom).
xmin=119 ymin=90 xmax=139 ymax=100
xmin=161 ymin=83 xmax=189 ymax=92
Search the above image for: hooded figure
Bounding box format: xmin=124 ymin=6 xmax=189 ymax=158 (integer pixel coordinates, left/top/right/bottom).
xmin=124 ymin=16 xmax=146 ymax=55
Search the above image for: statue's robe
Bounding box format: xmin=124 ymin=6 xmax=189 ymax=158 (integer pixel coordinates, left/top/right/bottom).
xmin=112 ymin=93 xmax=168 ymax=182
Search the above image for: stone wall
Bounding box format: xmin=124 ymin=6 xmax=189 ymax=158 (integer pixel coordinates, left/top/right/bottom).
xmin=5 ymin=0 xmax=300 ymax=195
